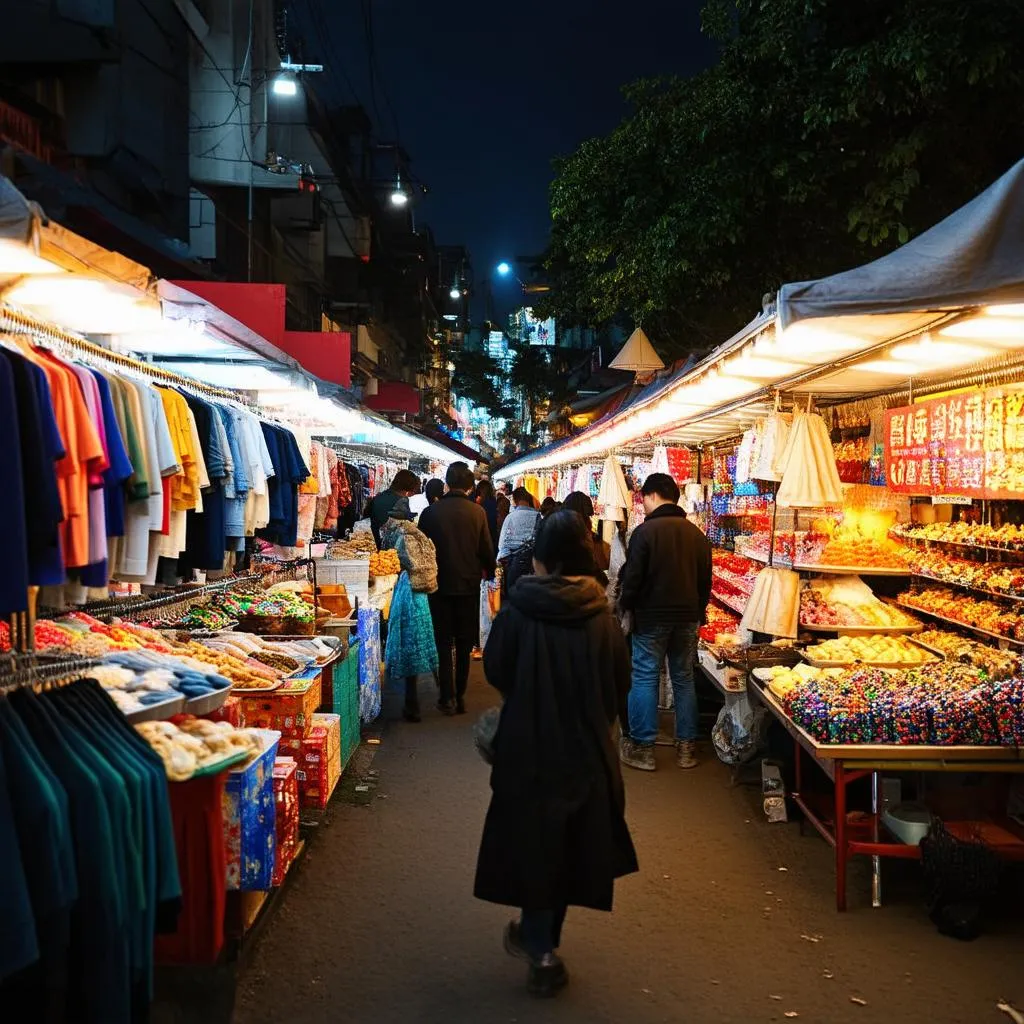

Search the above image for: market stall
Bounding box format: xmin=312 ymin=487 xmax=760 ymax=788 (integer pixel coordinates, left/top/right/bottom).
xmin=495 ymin=158 xmax=1024 ymax=913
xmin=0 ymin=170 xmax=455 ymax=1010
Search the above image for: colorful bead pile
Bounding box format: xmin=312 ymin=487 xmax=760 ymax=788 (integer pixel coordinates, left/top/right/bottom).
xmin=783 ymin=665 xmax=1024 ymax=747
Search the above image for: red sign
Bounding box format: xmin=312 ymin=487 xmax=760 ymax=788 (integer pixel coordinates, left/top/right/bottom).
xmin=884 ymin=385 xmax=1024 ymax=497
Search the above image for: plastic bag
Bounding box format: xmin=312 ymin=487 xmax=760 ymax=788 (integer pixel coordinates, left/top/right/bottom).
xmin=479 ymin=578 xmax=501 ymax=649
xmin=473 ymin=705 xmax=502 ymax=765
xmin=711 ymin=694 xmax=769 ymax=765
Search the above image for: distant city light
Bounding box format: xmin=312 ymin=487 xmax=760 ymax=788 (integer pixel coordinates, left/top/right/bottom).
xmin=442 ymin=313 xmax=458 ymax=321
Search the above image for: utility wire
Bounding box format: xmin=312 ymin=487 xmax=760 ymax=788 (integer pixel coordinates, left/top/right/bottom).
xmin=360 ymin=0 xmax=401 ymax=143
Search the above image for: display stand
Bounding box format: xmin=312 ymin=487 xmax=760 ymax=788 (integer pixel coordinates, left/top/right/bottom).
xmin=747 ymin=677 xmax=1024 ymax=911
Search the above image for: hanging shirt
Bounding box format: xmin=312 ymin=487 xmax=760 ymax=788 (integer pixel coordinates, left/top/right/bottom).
xmin=0 ymin=349 xmax=65 ymax=589
xmin=182 ymin=393 xmax=228 ymax=571
xmin=0 ymin=355 xmax=30 ymax=616
xmin=89 ymin=370 xmax=134 ymax=540
xmin=32 ymin=350 xmax=105 ymax=570
xmin=0 ymin=725 xmax=38 ymax=981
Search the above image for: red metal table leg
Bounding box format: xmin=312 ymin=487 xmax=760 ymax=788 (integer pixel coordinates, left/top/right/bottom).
xmin=794 ymin=737 xmax=804 ymax=835
xmin=834 ymin=760 xmax=847 ymax=912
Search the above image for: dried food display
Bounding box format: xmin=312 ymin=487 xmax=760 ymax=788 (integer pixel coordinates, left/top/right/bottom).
xmin=898 ymin=587 xmax=1024 ymax=641
xmin=914 ymin=630 xmax=1021 ymax=679
xmin=800 ymin=577 xmax=920 ymax=630
xmin=803 ymin=635 xmax=938 ymax=666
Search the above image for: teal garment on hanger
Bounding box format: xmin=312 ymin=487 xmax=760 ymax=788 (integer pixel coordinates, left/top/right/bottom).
xmin=0 ymin=741 xmax=39 ymax=981
xmin=10 ymin=688 xmax=131 ymax=1024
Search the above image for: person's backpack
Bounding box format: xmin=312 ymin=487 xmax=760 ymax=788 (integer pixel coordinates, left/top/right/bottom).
xmin=502 ymin=537 xmax=536 ymax=594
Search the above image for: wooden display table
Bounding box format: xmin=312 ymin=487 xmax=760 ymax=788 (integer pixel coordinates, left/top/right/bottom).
xmin=747 ymin=678 xmax=1024 ymax=911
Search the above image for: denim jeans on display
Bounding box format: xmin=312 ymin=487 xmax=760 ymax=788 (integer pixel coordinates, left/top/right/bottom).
xmin=628 ymin=622 xmax=699 ymax=745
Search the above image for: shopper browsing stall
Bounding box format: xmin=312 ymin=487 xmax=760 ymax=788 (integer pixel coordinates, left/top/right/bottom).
xmin=497 ymin=488 xmax=542 ymax=561
xmin=381 ymin=498 xmax=439 ymax=723
xmin=616 ymin=473 xmax=712 ymax=772
xmin=475 ymin=510 xmax=637 ymax=997
xmin=368 ymin=469 xmax=421 ymax=549
xmin=419 ymin=462 xmax=496 ymax=714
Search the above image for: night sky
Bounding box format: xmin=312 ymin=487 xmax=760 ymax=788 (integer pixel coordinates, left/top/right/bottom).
xmin=313 ymin=1 xmax=718 ymax=306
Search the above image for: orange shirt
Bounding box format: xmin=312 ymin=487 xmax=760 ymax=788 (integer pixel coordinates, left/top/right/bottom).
xmin=32 ymin=350 xmax=105 ymax=568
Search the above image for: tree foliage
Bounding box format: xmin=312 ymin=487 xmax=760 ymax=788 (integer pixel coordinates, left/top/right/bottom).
xmin=539 ymin=0 xmax=1024 ymax=356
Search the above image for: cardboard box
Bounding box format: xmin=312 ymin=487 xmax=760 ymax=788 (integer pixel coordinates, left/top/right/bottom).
xmin=240 ymin=669 xmax=322 ymax=740
xmin=297 ymin=713 xmax=342 ymax=809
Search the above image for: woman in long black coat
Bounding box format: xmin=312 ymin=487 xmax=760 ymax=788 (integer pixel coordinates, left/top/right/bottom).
xmin=475 ymin=510 xmax=638 ymax=997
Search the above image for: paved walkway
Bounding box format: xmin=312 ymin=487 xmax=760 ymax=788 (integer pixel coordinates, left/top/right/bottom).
xmin=232 ymin=668 xmax=1023 ymax=1024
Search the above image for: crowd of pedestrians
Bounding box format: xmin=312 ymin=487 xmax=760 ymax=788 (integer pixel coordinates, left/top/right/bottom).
xmin=358 ymin=462 xmax=710 ymax=998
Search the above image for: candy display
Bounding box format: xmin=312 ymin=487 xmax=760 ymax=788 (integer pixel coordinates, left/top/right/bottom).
xmin=781 ymin=665 xmax=1024 ymax=747
xmin=803 ymin=635 xmax=938 ymax=666
xmin=907 ymin=549 xmax=1024 ymax=598
xmin=914 ymin=630 xmax=1021 ymax=679
xmin=800 ymin=576 xmax=920 ymax=630
xmin=898 ymin=587 xmax=1024 ymax=641
xmin=232 ymin=591 xmax=317 ymax=634
xmin=892 ymin=520 xmax=1024 ymax=552
xmin=699 ymin=603 xmax=741 ymax=644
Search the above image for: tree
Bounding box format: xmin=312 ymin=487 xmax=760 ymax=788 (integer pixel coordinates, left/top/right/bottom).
xmin=539 ymin=0 xmax=1024 ymax=356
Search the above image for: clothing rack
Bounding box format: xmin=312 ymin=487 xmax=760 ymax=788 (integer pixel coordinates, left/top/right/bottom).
xmin=0 ymin=303 xmax=242 ymax=403
xmin=47 ymin=574 xmax=259 ymax=621
xmin=316 ymin=437 xmax=413 ymax=464
xmin=0 ymin=653 xmax=103 ymax=693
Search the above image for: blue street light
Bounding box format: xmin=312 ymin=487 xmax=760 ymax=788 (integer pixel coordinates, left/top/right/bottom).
xmin=496 ymin=261 xmax=512 ymax=277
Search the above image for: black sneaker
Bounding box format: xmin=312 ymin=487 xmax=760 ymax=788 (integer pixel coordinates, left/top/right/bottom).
xmin=436 ymin=700 xmax=456 ymax=717
xmin=402 ymin=706 xmax=422 ymax=723
xmin=528 ymin=954 xmax=568 ymax=998
xmin=455 ymin=698 xmax=467 ymax=715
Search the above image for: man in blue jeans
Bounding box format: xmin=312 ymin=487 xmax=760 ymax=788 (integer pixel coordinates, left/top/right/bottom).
xmin=616 ymin=473 xmax=712 ymax=771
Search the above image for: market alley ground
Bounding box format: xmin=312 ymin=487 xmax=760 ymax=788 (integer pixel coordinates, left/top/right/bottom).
xmin=230 ymin=667 xmax=1023 ymax=1024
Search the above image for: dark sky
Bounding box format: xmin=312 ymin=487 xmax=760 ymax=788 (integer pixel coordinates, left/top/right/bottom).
xmin=314 ymin=0 xmax=717 ymax=307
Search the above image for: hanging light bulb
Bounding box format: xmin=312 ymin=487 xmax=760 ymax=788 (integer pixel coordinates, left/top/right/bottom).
xmin=450 ymin=280 xmax=461 ymax=300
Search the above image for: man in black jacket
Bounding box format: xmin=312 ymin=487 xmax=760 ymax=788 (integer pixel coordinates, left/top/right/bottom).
xmin=616 ymin=473 xmax=712 ymax=772
xmin=419 ymin=462 xmax=497 ymax=714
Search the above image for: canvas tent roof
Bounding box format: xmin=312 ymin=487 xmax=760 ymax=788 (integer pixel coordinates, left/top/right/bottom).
xmin=778 ymin=156 xmax=1024 ymax=330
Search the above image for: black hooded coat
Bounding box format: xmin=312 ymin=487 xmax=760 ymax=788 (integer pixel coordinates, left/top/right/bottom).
xmin=474 ymin=574 xmax=639 ymax=912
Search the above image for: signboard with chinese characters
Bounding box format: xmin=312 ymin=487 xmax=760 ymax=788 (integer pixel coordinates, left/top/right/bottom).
xmin=884 ymin=385 xmax=1024 ymax=497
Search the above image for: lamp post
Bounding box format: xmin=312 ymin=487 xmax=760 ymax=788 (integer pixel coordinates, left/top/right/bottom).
xmin=495 ymin=259 xmax=550 ymax=295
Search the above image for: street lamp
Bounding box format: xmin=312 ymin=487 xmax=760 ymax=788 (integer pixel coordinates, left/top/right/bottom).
xmin=390 ymin=170 xmax=409 ymax=206
xmin=272 ymin=72 xmax=298 ymax=96
xmin=494 ymin=259 xmax=550 ymax=294
xmin=450 ymin=281 xmax=462 ymax=300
